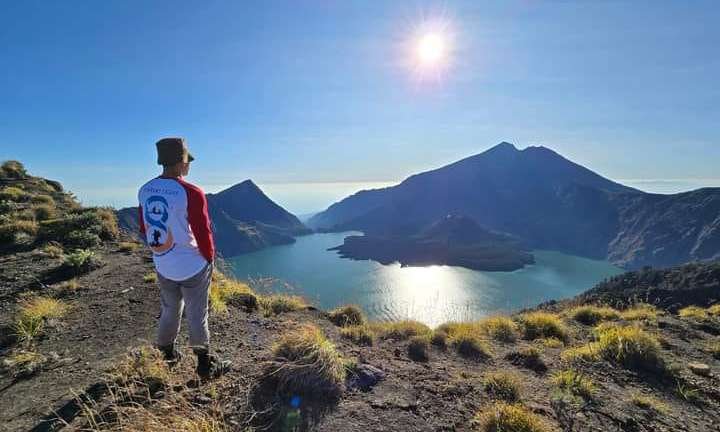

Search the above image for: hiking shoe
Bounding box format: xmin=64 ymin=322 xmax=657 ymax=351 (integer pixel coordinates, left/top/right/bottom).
xmin=158 ymin=344 xmax=182 ymax=367
xmin=195 ymin=350 xmax=232 ymax=380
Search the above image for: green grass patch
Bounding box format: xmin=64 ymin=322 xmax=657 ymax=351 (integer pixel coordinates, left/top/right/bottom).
xmin=551 ymin=369 xmax=596 ymax=400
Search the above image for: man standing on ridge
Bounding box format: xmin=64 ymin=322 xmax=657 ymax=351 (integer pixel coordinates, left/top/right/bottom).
xmin=138 ymin=137 xmax=230 ymax=379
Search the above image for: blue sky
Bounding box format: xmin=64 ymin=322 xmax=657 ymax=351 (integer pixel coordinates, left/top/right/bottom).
xmin=1 ymin=1 xmax=719 ymax=212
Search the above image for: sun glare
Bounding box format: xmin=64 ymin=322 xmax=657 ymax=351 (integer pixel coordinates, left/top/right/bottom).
xmin=417 ymin=33 xmax=446 ymax=65
xmin=401 ymin=13 xmax=455 ymax=83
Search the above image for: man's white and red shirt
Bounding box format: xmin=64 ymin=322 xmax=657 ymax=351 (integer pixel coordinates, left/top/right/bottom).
xmin=138 ymin=176 xmax=215 ymax=281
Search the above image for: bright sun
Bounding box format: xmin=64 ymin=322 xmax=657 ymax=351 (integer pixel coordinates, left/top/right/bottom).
xmin=416 ymin=32 xmax=446 ymax=65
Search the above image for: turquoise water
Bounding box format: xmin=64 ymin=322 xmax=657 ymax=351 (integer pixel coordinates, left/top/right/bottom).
xmin=227 ymin=232 xmax=623 ymax=327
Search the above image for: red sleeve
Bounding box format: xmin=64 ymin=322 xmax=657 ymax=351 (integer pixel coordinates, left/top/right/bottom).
xmin=138 ymin=205 xmax=146 ymax=236
xmin=178 ymin=179 xmax=215 ymax=263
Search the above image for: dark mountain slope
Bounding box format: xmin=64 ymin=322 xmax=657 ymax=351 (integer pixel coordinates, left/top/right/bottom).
xmin=118 ymin=180 xmax=310 ymax=257
xmin=309 ymin=142 xmax=720 ymax=269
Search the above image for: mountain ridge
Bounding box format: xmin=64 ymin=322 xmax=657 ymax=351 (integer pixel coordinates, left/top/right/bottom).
xmin=309 ymin=142 xmax=720 ymax=269
xmin=118 ymin=179 xmax=310 ymax=258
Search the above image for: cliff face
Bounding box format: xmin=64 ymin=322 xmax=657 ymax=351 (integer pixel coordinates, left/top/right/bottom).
xmin=309 ymin=143 xmax=720 ymax=269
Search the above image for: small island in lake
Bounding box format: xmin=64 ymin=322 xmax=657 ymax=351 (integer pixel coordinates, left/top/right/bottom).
xmin=329 ymin=214 xmax=535 ymax=271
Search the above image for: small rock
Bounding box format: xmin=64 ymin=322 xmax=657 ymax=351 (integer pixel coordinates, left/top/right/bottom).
xmin=194 ymin=396 xmax=212 ymax=405
xmin=688 ymin=362 xmax=711 ymax=376
xmin=346 ymin=363 xmax=386 ymax=391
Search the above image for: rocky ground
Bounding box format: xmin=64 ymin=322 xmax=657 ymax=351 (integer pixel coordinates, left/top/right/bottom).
xmin=1 ymin=240 xmax=720 ymax=431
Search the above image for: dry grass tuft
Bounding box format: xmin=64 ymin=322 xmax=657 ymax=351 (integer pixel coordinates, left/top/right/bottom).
xmin=431 ymin=330 xmax=448 ymax=349
xmin=707 ymin=304 xmax=720 ymax=316
xmin=562 ymin=324 xmax=664 ymax=373
xmin=369 ymin=320 xmax=431 ymax=340
xmin=519 ymin=312 xmax=569 ymax=343
xmin=340 ymin=325 xmax=375 ymax=346
xmin=479 ymin=316 xmax=518 ymax=342
xmin=620 ymin=303 xmax=658 ymax=321
xmin=42 ymin=243 xmax=64 ymax=258
xmin=452 ymin=332 xmax=492 ymax=360
xmin=118 ymin=241 xmax=141 ymax=252
xmin=678 ymin=305 xmax=708 ymax=320
xmin=505 ymin=347 xmax=546 ymax=372
xmin=108 ymin=346 xmax=170 ymax=390
xmin=269 ymin=324 xmax=346 ymax=399
xmin=259 ymin=294 xmax=307 ymax=316
xmin=328 ymin=305 xmax=366 ymax=327
xmin=630 ymin=391 xmax=669 ymax=414
xmin=210 ymin=271 xmax=257 ymax=313
xmin=407 ymin=335 xmax=431 ymax=362
xmin=551 ymin=369 xmax=596 ymax=399
xmin=473 ymin=402 xmax=550 ymax=432
xmin=1 ymin=349 xmax=47 ymax=378
xmin=483 ymin=371 xmax=523 ymax=402
xmin=567 ymin=305 xmax=619 ymax=325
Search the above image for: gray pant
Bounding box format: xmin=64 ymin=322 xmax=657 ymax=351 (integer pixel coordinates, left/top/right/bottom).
xmin=156 ymin=263 xmax=213 ymax=350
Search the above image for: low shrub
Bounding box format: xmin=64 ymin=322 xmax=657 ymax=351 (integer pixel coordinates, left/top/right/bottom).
xmin=0 ymin=186 xmax=29 ymax=201
xmin=33 ymin=204 xmax=55 ymax=221
xmin=0 ymin=220 xmax=39 ymax=243
xmin=407 ymin=335 xmax=431 ymax=362
xmin=473 ymin=402 xmax=550 ymax=432
xmin=31 ymin=194 xmax=54 ymax=205
xmin=567 ymin=305 xmax=619 ymax=325
xmin=483 ymin=371 xmax=522 ymax=402
xmin=0 ymin=160 xmax=28 ymax=179
xmin=63 ymin=249 xmax=96 ymax=273
xmin=328 ymin=305 xmax=366 ymax=327
xmin=551 ymin=369 xmax=596 ymax=400
xmin=269 ymin=324 xmax=346 ymax=399
xmin=520 ymin=312 xmax=569 ymax=342
xmin=65 ymin=230 xmax=101 ymax=249
xmin=369 ymin=320 xmax=431 ymax=340
xmin=38 ymin=209 xmax=117 ymax=247
xmin=259 ymin=294 xmax=307 ymax=316
xmin=340 ymin=325 xmax=374 ymax=346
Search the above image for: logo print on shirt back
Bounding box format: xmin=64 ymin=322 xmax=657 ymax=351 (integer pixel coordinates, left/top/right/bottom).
xmin=144 ymin=195 xmax=175 ymax=254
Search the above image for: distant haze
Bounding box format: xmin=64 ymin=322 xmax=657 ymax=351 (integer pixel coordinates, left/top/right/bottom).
xmin=71 ymin=178 xmax=720 ymax=215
